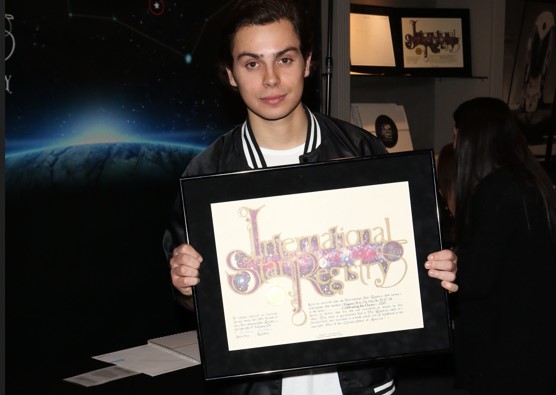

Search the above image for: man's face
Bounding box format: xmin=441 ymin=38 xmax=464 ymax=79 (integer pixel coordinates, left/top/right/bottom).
xmin=382 ymin=124 xmax=393 ymax=139
xmin=226 ymin=19 xmax=311 ymax=122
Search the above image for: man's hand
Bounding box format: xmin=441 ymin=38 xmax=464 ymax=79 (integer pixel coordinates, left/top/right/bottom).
xmin=425 ymin=249 xmax=458 ymax=293
xmin=169 ymin=243 xmax=203 ymax=296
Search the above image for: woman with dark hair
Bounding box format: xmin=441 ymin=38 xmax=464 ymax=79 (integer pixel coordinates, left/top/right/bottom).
xmin=452 ymin=97 xmax=556 ymax=394
xmin=436 ymin=143 xmax=456 ymax=249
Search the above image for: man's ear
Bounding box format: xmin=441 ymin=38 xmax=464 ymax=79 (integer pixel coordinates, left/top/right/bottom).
xmin=226 ymin=67 xmax=238 ymax=88
xmin=304 ymin=53 xmax=313 ymax=77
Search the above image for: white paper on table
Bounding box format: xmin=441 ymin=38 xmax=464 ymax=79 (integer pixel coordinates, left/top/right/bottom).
xmin=93 ymin=343 xmax=200 ymax=377
xmin=64 ymin=365 xmax=140 ymax=387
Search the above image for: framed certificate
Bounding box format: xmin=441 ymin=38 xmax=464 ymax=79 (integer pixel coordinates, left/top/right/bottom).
xmin=180 ymin=150 xmax=451 ymax=380
xmin=350 ymin=4 xmax=402 ymax=76
xmin=398 ymin=8 xmax=472 ymax=77
xmin=349 ymin=5 xmax=471 ymax=77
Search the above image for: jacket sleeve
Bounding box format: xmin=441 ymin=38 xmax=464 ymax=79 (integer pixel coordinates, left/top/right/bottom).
xmin=161 ymin=136 xmax=230 ymax=310
xmin=317 ymin=113 xmax=388 ymax=159
xmin=162 ymin=194 xmax=186 ymax=262
xmin=162 ymin=134 xmax=229 ymax=261
xmin=161 ymin=184 xmax=194 ymax=310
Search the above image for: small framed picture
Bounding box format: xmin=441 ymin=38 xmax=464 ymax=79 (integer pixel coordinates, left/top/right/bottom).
xmin=349 ymin=5 xmax=402 ymax=75
xmin=398 ymin=8 xmax=472 ymax=77
xmin=506 ymin=1 xmax=556 ymax=162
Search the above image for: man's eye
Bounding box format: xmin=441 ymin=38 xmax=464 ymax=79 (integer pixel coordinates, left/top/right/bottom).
xmin=246 ymin=61 xmax=258 ymax=69
xmin=279 ymin=58 xmax=292 ymax=64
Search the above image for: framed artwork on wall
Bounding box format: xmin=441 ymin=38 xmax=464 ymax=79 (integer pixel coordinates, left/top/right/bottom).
xmin=351 ymin=103 xmax=414 ymax=153
xmin=506 ymin=0 xmax=556 ymax=162
xmin=397 ymin=8 xmax=472 ymax=77
xmin=349 ymin=6 xmax=471 ymax=78
xmin=349 ymin=5 xmax=402 ymax=76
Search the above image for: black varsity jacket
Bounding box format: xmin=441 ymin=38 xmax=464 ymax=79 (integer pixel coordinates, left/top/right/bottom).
xmin=162 ymin=108 xmax=395 ymax=395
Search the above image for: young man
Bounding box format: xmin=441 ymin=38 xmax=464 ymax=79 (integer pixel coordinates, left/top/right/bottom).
xmin=163 ymin=1 xmax=458 ymax=393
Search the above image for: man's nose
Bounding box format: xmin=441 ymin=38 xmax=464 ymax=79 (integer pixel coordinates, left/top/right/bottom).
xmin=263 ymin=65 xmax=279 ymax=87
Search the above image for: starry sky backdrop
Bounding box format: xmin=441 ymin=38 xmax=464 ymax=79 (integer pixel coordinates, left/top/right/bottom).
xmin=5 ymin=0 xmax=321 ymax=158
xmin=5 ymin=2 xmax=321 ymax=392
xmin=6 ymin=0 xmax=241 ymax=154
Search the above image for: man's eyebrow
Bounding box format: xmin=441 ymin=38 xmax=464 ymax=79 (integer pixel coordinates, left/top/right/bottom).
xmin=275 ymin=46 xmax=301 ymax=57
xmin=236 ymin=46 xmax=301 ymax=60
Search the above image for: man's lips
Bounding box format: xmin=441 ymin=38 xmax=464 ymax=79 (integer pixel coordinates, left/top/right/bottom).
xmin=261 ymin=94 xmax=286 ymax=105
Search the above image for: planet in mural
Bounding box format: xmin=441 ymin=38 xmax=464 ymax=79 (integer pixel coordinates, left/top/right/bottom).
xmin=5 ymin=140 xmax=203 ymax=193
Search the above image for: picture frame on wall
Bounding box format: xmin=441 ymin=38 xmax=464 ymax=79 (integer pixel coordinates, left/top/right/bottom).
xmin=351 ymin=103 xmax=414 ymax=153
xmin=349 ymin=6 xmax=471 ymax=78
xmin=397 ymin=8 xmax=472 ymax=77
xmin=349 ymin=4 xmax=402 ymax=75
xmin=506 ymin=0 xmax=556 ymax=162
xmin=180 ymin=151 xmax=452 ymax=380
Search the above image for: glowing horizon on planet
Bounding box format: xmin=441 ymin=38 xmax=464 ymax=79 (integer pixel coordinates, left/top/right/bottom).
xmin=6 ymin=102 xmax=225 ymax=161
xmin=62 ymin=123 xmax=144 ymax=146
xmin=4 ymin=131 xmax=209 ymax=159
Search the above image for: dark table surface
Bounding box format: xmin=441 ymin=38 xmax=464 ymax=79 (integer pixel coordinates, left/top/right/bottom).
xmin=24 ymin=360 xmax=208 ymax=395
xmin=29 ymin=353 xmax=466 ymax=395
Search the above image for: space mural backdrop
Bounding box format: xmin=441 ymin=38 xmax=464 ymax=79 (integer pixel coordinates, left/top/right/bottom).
xmin=5 ymin=0 xmax=320 ymax=391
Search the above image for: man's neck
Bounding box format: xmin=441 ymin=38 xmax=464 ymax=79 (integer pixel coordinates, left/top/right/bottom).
xmin=248 ymin=104 xmax=307 ymax=150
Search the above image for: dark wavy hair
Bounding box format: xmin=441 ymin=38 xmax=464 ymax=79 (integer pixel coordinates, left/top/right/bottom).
xmin=452 ymin=97 xmax=556 ymax=242
xmin=437 ymin=142 xmax=456 ymax=216
xmin=217 ymin=0 xmax=314 ymax=87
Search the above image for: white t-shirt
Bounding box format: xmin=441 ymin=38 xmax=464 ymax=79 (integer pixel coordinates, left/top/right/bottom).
xmin=281 ymin=368 xmax=342 ymax=395
xmin=260 ymin=145 xmax=344 ymax=395
xmin=259 ymin=144 xmax=305 ymax=167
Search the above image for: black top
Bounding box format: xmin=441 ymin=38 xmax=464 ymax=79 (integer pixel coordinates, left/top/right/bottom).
xmin=162 ymin=110 xmax=394 ymax=395
xmin=453 ymin=167 xmax=556 ymax=394
xmin=163 ymin=110 xmax=387 ymax=263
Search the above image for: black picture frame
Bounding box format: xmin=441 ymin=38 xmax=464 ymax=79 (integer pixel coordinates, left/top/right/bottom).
xmin=397 ymin=8 xmax=472 ymax=77
xmin=180 ymin=150 xmax=451 ymax=381
xmin=349 ymin=4 xmax=403 ymax=76
xmin=506 ymin=0 xmax=556 ymax=163
xmin=349 ymin=6 xmax=472 ymax=77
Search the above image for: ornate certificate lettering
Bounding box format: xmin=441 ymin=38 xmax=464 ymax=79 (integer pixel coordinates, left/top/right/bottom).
xmin=211 ymin=181 xmax=423 ymax=351
xmin=401 ymin=17 xmax=464 ymax=68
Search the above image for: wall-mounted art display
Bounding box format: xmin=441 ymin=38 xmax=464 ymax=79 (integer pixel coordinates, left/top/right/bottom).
xmin=351 ymin=103 xmax=414 ymax=153
xmin=506 ymin=1 xmax=556 ymax=162
xmin=350 ymin=6 xmax=471 ymax=77
xmin=350 ymin=5 xmax=401 ymax=75
xmin=399 ymin=8 xmax=471 ymax=77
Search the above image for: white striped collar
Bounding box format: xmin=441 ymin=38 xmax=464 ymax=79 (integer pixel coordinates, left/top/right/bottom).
xmin=241 ymin=106 xmax=322 ymax=169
